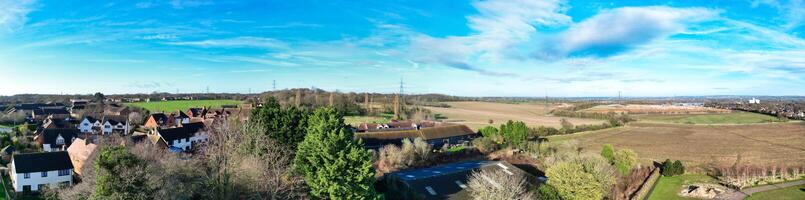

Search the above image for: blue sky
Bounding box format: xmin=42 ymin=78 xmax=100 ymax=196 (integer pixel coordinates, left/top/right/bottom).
xmin=1 ymin=0 xmax=804 ymax=97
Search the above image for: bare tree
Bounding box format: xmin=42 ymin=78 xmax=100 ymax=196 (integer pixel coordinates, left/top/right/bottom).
xmin=467 ymin=168 xmax=533 ymax=200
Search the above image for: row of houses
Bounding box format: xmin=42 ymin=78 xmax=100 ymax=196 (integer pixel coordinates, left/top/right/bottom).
xmin=354 ymin=121 xmax=477 ymax=149
xmin=353 ymin=121 xmax=540 ymax=200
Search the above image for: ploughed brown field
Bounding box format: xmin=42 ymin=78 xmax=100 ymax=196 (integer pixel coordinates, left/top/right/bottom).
xmin=424 ymin=101 xmax=605 ymax=130
xmin=583 ymin=104 xmax=731 ymax=114
xmin=548 ymin=122 xmax=805 ymax=166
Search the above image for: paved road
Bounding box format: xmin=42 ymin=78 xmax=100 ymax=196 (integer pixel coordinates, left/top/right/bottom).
xmin=717 ymin=179 xmax=805 ymax=200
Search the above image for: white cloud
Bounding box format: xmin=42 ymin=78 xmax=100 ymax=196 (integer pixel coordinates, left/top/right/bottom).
xmin=165 ymin=37 xmax=288 ymax=49
xmin=141 ymin=34 xmax=177 ymax=40
xmin=543 ymin=6 xmax=717 ymax=58
xmin=0 ymin=0 xmax=36 ymax=32
xmin=409 ymin=0 xmax=570 ymax=75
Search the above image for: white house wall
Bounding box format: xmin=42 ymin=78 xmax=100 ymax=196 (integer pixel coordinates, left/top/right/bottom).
xmin=10 ymin=163 xmax=72 ymax=192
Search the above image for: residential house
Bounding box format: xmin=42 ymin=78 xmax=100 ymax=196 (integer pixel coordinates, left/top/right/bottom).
xmin=102 ymin=119 xmax=129 ymax=135
xmin=153 ymin=122 xmax=207 ymax=152
xmin=749 ymin=98 xmax=760 ymax=104
xmin=66 ymin=138 xmax=97 ymax=175
xmin=187 ymin=108 xmax=206 ymax=118
xmin=103 ymin=105 xmax=130 ymax=116
xmin=9 ymin=152 xmax=73 ymax=193
xmin=174 ymin=111 xmax=190 ymax=124
xmin=35 ymin=128 xmax=79 ymax=152
xmin=144 ymin=113 xmax=171 ymax=129
xmin=384 ymin=160 xmax=537 ymax=200
xmin=31 ymin=108 xmax=70 ymax=122
xmin=78 ymin=117 xmax=102 ymax=133
xmin=354 ymin=124 xmax=477 ymax=149
xmin=69 ymin=99 xmax=89 ymax=114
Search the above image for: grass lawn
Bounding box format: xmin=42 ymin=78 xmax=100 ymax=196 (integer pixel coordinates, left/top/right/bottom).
xmin=635 ymin=112 xmax=783 ymax=124
xmin=647 ymin=174 xmax=718 ymax=200
xmin=124 ymin=100 xmax=242 ymax=113
xmin=746 ymin=184 xmax=805 ymax=200
xmin=344 ymin=116 xmax=390 ymax=126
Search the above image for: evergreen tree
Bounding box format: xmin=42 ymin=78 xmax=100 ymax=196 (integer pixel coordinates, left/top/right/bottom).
xmin=251 ymin=97 xmax=310 ymax=149
xmin=661 ymin=159 xmax=673 ymax=176
xmin=293 ymin=107 xmax=379 ymax=200
xmin=673 ymin=160 xmax=685 ymax=175
xmin=93 ymin=147 xmax=150 ymax=199
xmin=499 ymin=120 xmax=529 ymax=147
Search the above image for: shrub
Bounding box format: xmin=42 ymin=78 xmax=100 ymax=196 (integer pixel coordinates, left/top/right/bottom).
xmin=467 ymin=168 xmax=533 ymax=200
xmin=601 ymin=144 xmax=614 ymax=164
xmin=499 ymin=120 xmax=529 ymax=147
xmin=661 ymin=159 xmax=685 ymax=176
xmin=537 ymin=184 xmax=562 ymax=200
xmin=613 ymin=149 xmax=637 ymax=174
xmin=377 ymin=138 xmax=432 ymax=173
xmin=661 ymin=159 xmax=674 ymax=176
xmin=672 ymin=160 xmax=685 ymax=175
xmin=472 ymin=137 xmax=498 ymax=154
xmin=546 ymin=162 xmax=605 ymax=200
xmin=660 ymin=159 xmax=686 ymax=177
xmin=478 ymin=126 xmax=499 ymax=138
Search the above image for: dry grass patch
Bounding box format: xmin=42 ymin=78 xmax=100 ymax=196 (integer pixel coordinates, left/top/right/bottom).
xmin=425 ymin=101 xmax=604 ymax=130
xmin=548 ymin=122 xmax=805 ymax=166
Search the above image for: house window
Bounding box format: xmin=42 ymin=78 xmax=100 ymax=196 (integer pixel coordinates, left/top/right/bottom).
xmin=105 ymin=125 xmax=111 ymax=128
xmin=58 ymin=169 xmax=70 ymax=176
xmin=41 ymin=171 xmax=48 ymax=177
xmin=24 ymin=173 xmax=30 ymax=179
xmin=22 ymin=185 xmax=30 ymax=193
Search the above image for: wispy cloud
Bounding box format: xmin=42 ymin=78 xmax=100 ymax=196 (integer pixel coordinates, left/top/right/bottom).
xmin=141 ymin=34 xmax=177 ymax=40
xmin=259 ymin=22 xmax=323 ymax=29
xmin=165 ymin=37 xmax=288 ymax=49
xmin=539 ymin=6 xmax=718 ymax=58
xmin=0 ymin=0 xmax=36 ymax=32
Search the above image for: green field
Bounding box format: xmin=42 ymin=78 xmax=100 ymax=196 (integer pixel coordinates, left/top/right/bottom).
xmin=647 ymin=174 xmax=718 ymax=200
xmin=124 ymin=100 xmax=243 ymax=113
xmin=344 ymin=116 xmax=390 ymax=126
xmin=746 ymin=185 xmax=805 ymax=200
xmin=635 ymin=112 xmax=784 ymax=124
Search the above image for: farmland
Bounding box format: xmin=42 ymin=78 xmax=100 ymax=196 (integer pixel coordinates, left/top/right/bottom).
xmin=634 ymin=112 xmax=785 ymax=124
xmin=424 ymin=101 xmax=605 ymax=130
xmin=547 ymin=122 xmax=805 ymax=166
xmin=583 ymin=104 xmax=730 ymax=114
xmin=344 ymin=116 xmax=389 ymax=126
xmin=124 ymin=100 xmax=243 ymax=113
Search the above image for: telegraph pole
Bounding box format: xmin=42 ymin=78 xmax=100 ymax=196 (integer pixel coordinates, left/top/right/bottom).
xmin=272 ymin=80 xmax=276 ymax=91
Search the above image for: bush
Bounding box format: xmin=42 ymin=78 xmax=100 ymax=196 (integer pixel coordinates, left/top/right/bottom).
xmin=472 ymin=137 xmax=498 ymax=154
xmin=661 ymin=159 xmax=685 ymax=177
xmin=613 ymin=149 xmax=637 ymax=174
xmin=467 ymin=168 xmax=533 ymax=200
xmin=537 ymin=184 xmax=562 ymax=200
xmin=499 ymin=120 xmax=529 ymax=147
xmin=673 ymin=160 xmax=685 ymax=175
xmin=375 ymin=138 xmax=435 ymax=184
xmin=478 ymin=126 xmax=499 ymax=138
xmin=546 ymin=162 xmax=605 ymax=200
xmin=601 ymin=144 xmax=614 ymax=164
